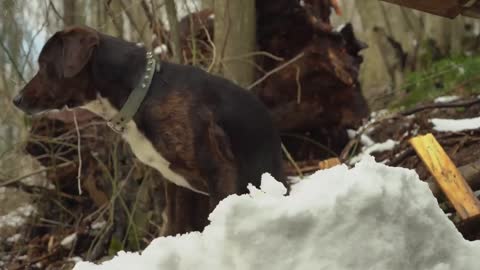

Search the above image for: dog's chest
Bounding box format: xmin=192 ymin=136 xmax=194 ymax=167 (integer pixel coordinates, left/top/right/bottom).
xmin=81 ymin=98 xmax=207 ymax=195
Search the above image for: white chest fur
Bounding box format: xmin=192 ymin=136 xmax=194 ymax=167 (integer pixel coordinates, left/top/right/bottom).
xmin=81 ymin=97 xmax=208 ymax=195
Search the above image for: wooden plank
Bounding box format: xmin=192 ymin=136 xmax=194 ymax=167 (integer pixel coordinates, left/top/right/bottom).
xmin=285 ymin=158 xmax=342 ymax=176
xmin=409 ymin=133 xmax=480 ymax=220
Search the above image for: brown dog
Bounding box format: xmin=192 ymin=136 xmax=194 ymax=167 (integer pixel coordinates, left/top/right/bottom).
xmin=13 ymin=25 xmax=288 ymax=233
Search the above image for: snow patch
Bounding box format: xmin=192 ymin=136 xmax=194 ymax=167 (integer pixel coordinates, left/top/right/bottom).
xmin=0 ymin=205 xmax=36 ymax=228
xmin=91 ymin=220 xmax=106 ymax=230
xmin=61 ymin=233 xmax=78 ymax=249
xmin=430 ymin=116 xmax=480 ymax=132
xmin=73 ymin=157 xmax=480 ymax=270
xmin=349 ymin=139 xmax=398 ymax=164
xmin=434 ymin=95 xmax=460 ymax=103
xmin=360 ymin=134 xmax=375 ymax=147
xmin=69 ymin=257 xmax=84 ymax=263
xmin=7 ymin=233 xmax=22 ymax=243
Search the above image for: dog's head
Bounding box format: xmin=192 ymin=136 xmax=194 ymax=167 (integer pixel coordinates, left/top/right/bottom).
xmin=13 ymin=26 xmax=99 ymax=115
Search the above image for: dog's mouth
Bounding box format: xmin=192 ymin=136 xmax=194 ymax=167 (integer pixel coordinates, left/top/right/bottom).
xmin=18 ymin=103 xmax=74 ymax=117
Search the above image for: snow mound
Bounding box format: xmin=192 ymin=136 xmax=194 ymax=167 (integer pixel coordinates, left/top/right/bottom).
xmin=74 ymin=157 xmax=480 ymax=270
xmin=430 ymin=116 xmax=480 ymax=132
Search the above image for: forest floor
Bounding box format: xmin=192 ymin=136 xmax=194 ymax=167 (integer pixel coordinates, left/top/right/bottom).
xmin=3 ymin=93 xmax=480 ymax=269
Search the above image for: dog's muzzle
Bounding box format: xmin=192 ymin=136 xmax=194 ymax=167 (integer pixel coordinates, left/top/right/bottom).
xmin=12 ymin=93 xmax=23 ymax=108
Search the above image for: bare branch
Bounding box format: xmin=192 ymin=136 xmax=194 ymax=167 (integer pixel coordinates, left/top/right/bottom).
xmin=119 ymin=0 xmax=146 ymax=40
xmin=0 ymin=38 xmax=26 ymax=83
xmin=248 ymin=52 xmax=305 ymax=90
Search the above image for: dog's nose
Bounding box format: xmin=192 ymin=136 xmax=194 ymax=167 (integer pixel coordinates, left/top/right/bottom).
xmin=12 ymin=94 xmax=23 ymax=107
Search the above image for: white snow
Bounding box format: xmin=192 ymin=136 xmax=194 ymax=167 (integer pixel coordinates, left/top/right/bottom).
xmin=430 ymin=116 xmax=480 ymax=132
xmin=61 ymin=233 xmax=78 ymax=249
xmin=7 ymin=233 xmax=22 ymax=243
xmin=91 ymin=220 xmax=107 ymax=230
xmin=434 ymin=95 xmax=460 ymax=103
xmin=0 ymin=205 xmax=36 ymax=228
xmin=73 ymin=157 xmax=480 ymax=270
xmin=346 ymin=129 xmax=356 ymax=139
xmin=349 ymin=139 xmax=398 ymax=164
xmin=69 ymin=257 xmax=84 ymax=263
xmin=359 ymin=134 xmax=375 ymax=147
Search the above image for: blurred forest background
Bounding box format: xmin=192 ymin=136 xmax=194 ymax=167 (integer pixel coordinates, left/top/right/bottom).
xmin=2 ymin=0 xmax=480 ymax=268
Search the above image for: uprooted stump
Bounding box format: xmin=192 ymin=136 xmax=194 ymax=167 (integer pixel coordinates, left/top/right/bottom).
xmin=176 ymin=0 xmax=370 ymax=162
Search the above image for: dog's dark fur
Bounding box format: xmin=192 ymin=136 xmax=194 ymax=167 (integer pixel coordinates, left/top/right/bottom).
xmin=13 ymin=25 xmax=288 ymax=233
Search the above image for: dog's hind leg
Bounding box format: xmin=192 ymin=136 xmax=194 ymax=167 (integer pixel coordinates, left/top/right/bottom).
xmin=161 ymin=181 xmax=210 ymax=236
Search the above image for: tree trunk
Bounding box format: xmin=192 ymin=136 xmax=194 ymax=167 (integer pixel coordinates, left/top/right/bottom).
xmin=202 ymin=0 xmax=214 ymax=9
xmin=63 ymin=0 xmax=75 ymax=26
xmin=165 ymin=0 xmax=183 ymax=64
xmin=214 ymin=0 xmax=256 ymax=87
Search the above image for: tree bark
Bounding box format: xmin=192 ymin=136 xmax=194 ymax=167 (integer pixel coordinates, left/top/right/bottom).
xmin=214 ymin=0 xmax=256 ymax=87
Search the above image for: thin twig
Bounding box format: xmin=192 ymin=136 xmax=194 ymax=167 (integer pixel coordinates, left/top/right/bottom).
xmin=21 ymin=21 xmax=47 ymax=73
xmin=248 ymin=52 xmax=305 ymax=90
xmin=204 ymin=23 xmax=217 ymax=73
xmin=0 ymin=39 xmax=26 ymax=83
xmin=118 ymin=0 xmax=146 ymax=41
xmin=104 ymin=0 xmax=125 ymax=35
xmin=281 ymin=133 xmax=339 ymax=157
xmin=0 ymin=162 xmax=74 ymax=187
xmin=281 ymin=143 xmax=303 ymax=178
xmin=295 ymin=65 xmax=302 ymax=104
xmin=401 ymin=98 xmax=480 ymax=116
xmin=48 ymin=0 xmax=64 ymax=21
xmin=73 ymin=111 xmax=83 ymax=195
xmin=223 ymin=51 xmax=284 ymax=62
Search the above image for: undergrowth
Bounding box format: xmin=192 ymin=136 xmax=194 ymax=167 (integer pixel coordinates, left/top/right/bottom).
xmin=390 ymin=54 xmax=480 ymax=110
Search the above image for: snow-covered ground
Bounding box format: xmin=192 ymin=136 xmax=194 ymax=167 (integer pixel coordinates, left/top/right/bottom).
xmin=0 ymin=204 xmax=36 ymax=229
xmin=74 ymin=157 xmax=480 ymax=270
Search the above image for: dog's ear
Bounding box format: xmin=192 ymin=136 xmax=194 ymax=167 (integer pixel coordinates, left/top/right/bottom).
xmin=61 ymin=26 xmax=100 ymax=78
xmin=38 ymin=32 xmax=64 ymax=78
xmin=38 ymin=26 xmax=99 ymax=78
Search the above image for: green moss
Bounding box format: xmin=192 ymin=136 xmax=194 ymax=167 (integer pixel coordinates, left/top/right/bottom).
xmin=389 ymin=54 xmax=480 ymax=110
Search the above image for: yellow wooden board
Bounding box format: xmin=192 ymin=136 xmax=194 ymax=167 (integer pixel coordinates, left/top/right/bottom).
xmin=410 ymin=133 xmax=480 ymax=220
xmin=318 ymin=158 xmax=341 ymax=170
